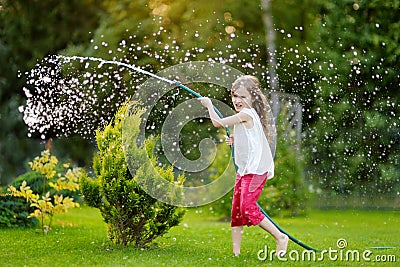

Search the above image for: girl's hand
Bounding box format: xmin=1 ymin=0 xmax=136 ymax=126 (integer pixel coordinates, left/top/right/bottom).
xmin=225 ymin=136 xmax=234 ymax=146
xmin=198 ymin=97 xmax=213 ymax=108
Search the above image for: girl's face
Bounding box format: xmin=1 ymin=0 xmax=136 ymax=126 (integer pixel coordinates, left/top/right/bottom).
xmin=231 ymin=86 xmax=252 ymax=112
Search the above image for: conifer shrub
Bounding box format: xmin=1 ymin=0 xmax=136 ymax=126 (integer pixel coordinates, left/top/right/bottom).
xmin=80 ymin=104 xmax=185 ymax=248
xmin=0 ymin=194 xmax=37 ymax=228
xmin=0 ymin=172 xmax=41 ymax=228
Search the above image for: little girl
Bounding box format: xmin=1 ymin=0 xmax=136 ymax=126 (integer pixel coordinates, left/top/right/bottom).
xmin=199 ymin=75 xmax=288 ymax=257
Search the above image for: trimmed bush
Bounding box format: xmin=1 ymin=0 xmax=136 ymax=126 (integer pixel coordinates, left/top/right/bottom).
xmin=80 ymin=104 xmax=185 ymax=248
xmin=0 ymin=194 xmax=37 ymax=228
xmin=0 ymin=172 xmax=40 ymax=228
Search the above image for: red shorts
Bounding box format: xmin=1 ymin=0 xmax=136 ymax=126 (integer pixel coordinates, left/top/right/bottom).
xmin=231 ymin=172 xmax=268 ymax=227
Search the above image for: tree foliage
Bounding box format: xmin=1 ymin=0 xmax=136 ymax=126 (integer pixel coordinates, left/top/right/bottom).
xmin=306 ymin=0 xmax=400 ymax=194
xmin=0 ymin=0 xmax=102 ymax=185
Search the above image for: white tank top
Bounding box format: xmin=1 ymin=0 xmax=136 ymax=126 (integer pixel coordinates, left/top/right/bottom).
xmin=234 ymin=108 xmax=274 ymax=179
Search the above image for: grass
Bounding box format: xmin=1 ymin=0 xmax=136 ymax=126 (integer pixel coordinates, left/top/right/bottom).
xmin=1 ymin=206 xmax=399 ymax=266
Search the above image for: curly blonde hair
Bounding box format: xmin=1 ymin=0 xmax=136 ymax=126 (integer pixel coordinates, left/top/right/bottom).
xmin=231 ymin=75 xmax=275 ymax=151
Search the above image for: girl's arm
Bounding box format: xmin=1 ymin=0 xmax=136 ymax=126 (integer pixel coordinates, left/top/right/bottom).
xmin=199 ymin=97 xmax=251 ymax=128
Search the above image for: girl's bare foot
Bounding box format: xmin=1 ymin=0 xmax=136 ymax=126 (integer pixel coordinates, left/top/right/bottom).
xmin=276 ymin=234 xmax=289 ymax=257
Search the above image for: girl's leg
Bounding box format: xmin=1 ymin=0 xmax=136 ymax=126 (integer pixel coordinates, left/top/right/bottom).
xmin=231 ymin=226 xmax=243 ymax=256
xmin=258 ymin=218 xmax=288 ymax=256
xmin=231 ymin=174 xmax=244 ymax=256
xmin=240 ymin=173 xmax=289 ymax=256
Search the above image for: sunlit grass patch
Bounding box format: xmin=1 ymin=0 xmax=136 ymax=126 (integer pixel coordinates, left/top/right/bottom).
xmin=1 ymin=206 xmax=398 ymax=266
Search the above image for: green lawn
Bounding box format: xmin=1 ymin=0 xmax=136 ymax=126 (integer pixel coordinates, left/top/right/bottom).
xmin=1 ymin=206 xmax=398 ymax=266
